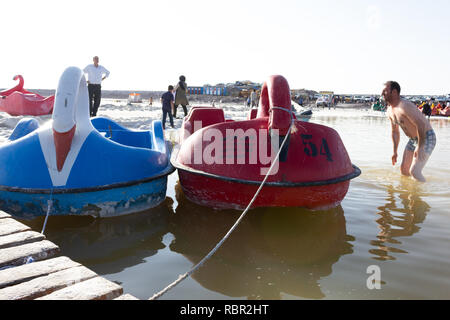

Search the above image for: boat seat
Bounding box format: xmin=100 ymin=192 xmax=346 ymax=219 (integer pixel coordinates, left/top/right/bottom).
xmin=183 ymin=107 xmax=225 ymax=137
xmin=247 ymin=108 xmax=258 ymax=120
xmin=91 ymin=117 xmax=152 ymax=149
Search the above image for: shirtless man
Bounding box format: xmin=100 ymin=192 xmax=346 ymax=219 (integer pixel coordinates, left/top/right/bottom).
xmin=382 ymin=81 xmax=436 ymax=182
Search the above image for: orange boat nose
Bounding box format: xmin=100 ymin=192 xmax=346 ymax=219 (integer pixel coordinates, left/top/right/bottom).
xmin=53 ymin=125 xmax=76 ymax=172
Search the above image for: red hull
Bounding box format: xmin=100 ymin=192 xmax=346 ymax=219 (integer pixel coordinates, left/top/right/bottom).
xmin=173 ymin=75 xmax=360 ymax=210
xmin=0 ymin=93 xmax=54 ymax=116
xmin=177 ymin=169 xmax=351 ymax=210
xmin=0 ymin=75 xmax=54 ymax=116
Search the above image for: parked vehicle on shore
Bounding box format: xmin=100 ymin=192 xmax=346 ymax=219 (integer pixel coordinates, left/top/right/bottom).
xmin=316 ymin=91 xmax=334 ymax=107
xmin=344 ymin=95 xmax=354 ymax=103
xmin=316 ymin=95 xmax=331 ymax=107
xmin=353 ymin=95 xmax=364 ymax=103
xmin=363 ymin=96 xmax=373 ymax=103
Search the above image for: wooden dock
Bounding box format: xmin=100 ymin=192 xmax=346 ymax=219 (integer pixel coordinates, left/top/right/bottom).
xmin=0 ymin=210 xmax=139 ymax=300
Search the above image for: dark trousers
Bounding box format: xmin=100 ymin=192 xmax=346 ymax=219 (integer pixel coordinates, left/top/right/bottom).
xmin=88 ymin=84 xmax=102 ymax=117
xmin=162 ymin=109 xmax=174 ymax=129
xmin=173 ymin=104 xmax=187 ymax=118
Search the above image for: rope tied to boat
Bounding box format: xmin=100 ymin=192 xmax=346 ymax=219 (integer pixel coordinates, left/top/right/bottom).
xmin=148 ymin=107 xmax=295 ymax=300
xmin=40 ymin=188 xmax=54 ymax=235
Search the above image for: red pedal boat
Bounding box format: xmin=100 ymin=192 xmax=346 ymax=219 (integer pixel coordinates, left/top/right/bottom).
xmin=0 ymin=75 xmax=54 ymax=116
xmin=171 ymin=75 xmax=361 ymax=210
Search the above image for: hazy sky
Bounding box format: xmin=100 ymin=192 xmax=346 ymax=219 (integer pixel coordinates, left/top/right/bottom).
xmin=1 ymin=0 xmax=449 ymax=95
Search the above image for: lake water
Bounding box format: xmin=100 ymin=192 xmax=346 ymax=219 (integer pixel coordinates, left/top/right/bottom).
xmin=3 ymin=101 xmax=449 ymax=300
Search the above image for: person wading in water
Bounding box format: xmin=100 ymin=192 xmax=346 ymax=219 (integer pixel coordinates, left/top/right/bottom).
xmin=382 ymin=81 xmax=436 ymax=182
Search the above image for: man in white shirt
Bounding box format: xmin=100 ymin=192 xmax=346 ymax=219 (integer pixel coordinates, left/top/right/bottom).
xmin=83 ymin=56 xmax=110 ymax=117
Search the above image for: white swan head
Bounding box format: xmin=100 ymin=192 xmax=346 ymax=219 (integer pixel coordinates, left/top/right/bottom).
xmin=52 ymin=66 xmax=94 ymax=171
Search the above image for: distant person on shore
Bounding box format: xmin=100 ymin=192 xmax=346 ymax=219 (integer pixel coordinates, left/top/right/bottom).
xmin=174 ymin=75 xmax=188 ymax=118
xmin=421 ymin=101 xmax=432 ymax=119
xmin=372 ymin=98 xmax=384 ymax=111
xmin=430 ymin=99 xmax=436 ymax=114
xmin=83 ymin=56 xmax=110 ymax=117
xmin=382 ymin=81 xmax=436 ymax=182
xmin=161 ymin=85 xmax=174 ymax=130
xmin=250 ymin=89 xmax=258 ymax=108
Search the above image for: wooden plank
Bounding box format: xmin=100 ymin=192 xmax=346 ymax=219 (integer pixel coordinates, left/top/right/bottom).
xmin=0 ymin=231 xmax=46 ymax=250
xmin=0 ymin=256 xmax=80 ymax=289
xmin=0 ymin=265 xmax=98 ymax=300
xmin=0 ymin=218 xmax=31 ymax=237
xmin=36 ymin=276 xmax=123 ymax=300
xmin=114 ymin=294 xmax=139 ymax=300
xmin=0 ymin=240 xmax=60 ymax=269
xmin=0 ymin=211 xmax=10 ymax=219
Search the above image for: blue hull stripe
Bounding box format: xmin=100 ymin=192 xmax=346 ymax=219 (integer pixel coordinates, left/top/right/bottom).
xmin=0 ymin=177 xmax=168 ymax=219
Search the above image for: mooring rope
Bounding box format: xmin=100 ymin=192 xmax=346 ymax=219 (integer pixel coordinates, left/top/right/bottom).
xmin=40 ymin=188 xmax=54 ymax=235
xmin=149 ymin=106 xmax=295 ymax=300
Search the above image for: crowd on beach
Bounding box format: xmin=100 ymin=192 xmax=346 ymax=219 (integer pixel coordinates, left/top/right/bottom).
xmin=372 ymin=98 xmax=450 ymax=117
xmin=416 ymin=99 xmax=450 ymax=117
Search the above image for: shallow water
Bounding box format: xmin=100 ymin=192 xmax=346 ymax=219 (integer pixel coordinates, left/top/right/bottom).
xmin=4 ymin=101 xmax=450 ymax=300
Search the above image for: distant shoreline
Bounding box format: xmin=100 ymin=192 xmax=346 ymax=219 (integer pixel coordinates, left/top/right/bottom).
xmin=1 ymin=89 xmax=373 ymax=107
xmin=12 ymin=89 xmax=166 ymax=100
xmin=22 ymin=89 xmax=248 ymax=104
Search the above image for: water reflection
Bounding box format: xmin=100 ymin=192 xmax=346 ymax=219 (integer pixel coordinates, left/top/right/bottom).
xmin=169 ymin=182 xmax=354 ymax=299
xmin=370 ymin=178 xmax=430 ymax=261
xmin=430 ymin=118 xmax=450 ymax=129
xmin=18 ymin=198 xmax=174 ymax=274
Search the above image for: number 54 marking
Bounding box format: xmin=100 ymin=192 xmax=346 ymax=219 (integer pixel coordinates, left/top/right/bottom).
xmin=300 ymin=134 xmax=333 ymax=162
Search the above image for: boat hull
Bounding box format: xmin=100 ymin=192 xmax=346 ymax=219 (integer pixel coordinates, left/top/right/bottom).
xmin=0 ymin=176 xmax=169 ymax=219
xmin=0 ymin=92 xmax=54 ymax=116
xmin=172 ymin=75 xmax=361 ymax=210
xmin=177 ymin=168 xmax=356 ymax=210
xmin=0 ymin=75 xmax=54 ymax=116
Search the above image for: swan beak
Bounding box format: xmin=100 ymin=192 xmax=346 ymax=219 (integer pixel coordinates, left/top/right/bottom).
xmin=53 ymin=125 xmax=76 ymax=172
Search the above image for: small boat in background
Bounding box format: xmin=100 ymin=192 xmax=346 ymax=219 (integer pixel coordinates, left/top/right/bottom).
xmin=299 ymin=109 xmax=313 ymax=116
xmin=290 ymin=100 xmax=313 ymax=120
xmin=0 ymin=75 xmax=54 ymax=116
xmin=128 ymin=93 xmax=142 ymax=103
xmin=0 ymin=67 xmax=174 ymax=219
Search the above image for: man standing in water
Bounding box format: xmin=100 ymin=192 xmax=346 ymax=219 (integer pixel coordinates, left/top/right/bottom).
xmin=382 ymin=81 xmax=436 ymax=182
xmin=83 ymin=56 xmax=110 ymax=117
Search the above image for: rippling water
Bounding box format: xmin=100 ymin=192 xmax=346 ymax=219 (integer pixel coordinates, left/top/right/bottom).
xmin=4 ymin=101 xmax=449 ymax=300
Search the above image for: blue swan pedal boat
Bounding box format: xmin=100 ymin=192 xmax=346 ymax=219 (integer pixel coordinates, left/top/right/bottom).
xmin=0 ymin=66 xmax=174 ymax=218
